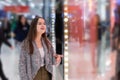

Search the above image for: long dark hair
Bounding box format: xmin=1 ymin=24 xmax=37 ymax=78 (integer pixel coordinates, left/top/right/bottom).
xmin=17 ymin=15 xmax=29 ymax=26
xmin=26 ymin=16 xmax=51 ymax=55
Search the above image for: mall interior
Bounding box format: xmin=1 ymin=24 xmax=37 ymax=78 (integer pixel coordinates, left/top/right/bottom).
xmin=0 ymin=0 xmax=120 ymax=80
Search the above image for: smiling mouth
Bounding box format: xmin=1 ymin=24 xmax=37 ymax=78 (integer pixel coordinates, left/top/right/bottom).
xmin=41 ymin=28 xmax=44 ymax=30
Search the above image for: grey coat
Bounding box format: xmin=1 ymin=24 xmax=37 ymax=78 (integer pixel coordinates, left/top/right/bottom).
xmin=19 ymin=39 xmax=56 ymax=80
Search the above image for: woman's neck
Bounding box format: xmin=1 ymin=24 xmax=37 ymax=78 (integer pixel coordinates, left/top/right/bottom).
xmin=35 ymin=34 xmax=42 ymax=42
xmin=35 ymin=35 xmax=43 ymax=48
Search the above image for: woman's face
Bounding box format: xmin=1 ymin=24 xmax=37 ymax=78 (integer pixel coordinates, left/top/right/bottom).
xmin=36 ymin=18 xmax=46 ymax=34
xmin=21 ymin=16 xmax=26 ymax=24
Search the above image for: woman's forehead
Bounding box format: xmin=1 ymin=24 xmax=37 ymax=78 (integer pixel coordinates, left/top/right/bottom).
xmin=38 ymin=18 xmax=45 ymax=22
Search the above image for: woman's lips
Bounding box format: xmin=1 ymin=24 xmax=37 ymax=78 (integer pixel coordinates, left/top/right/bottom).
xmin=40 ymin=28 xmax=44 ymax=30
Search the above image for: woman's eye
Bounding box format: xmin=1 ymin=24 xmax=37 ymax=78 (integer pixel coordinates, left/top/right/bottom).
xmin=38 ymin=22 xmax=46 ymax=25
xmin=43 ymin=23 xmax=46 ymax=25
xmin=38 ymin=22 xmax=41 ymax=25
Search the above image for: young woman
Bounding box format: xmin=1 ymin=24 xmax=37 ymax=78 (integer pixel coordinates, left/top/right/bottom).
xmin=14 ymin=15 xmax=30 ymax=43
xmin=19 ymin=16 xmax=62 ymax=80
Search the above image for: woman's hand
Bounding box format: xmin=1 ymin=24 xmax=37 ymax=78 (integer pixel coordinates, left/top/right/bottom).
xmin=10 ymin=46 xmax=14 ymax=49
xmin=54 ymin=54 xmax=63 ymax=66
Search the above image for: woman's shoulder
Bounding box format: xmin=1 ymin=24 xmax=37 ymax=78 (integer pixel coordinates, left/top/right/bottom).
xmin=21 ymin=39 xmax=29 ymax=52
xmin=46 ymin=39 xmax=54 ymax=50
xmin=21 ymin=39 xmax=28 ymax=45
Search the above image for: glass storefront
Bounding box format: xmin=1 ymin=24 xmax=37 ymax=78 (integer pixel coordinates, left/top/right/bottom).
xmin=64 ymin=0 xmax=116 ymax=80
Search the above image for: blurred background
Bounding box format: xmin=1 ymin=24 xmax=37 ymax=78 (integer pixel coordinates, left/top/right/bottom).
xmin=0 ymin=0 xmax=120 ymax=80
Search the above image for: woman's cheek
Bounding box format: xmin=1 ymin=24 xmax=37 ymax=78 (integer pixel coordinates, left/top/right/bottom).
xmin=38 ymin=27 xmax=41 ymax=32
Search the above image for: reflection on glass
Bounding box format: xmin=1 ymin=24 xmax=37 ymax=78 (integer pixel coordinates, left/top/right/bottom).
xmin=67 ymin=0 xmax=114 ymax=80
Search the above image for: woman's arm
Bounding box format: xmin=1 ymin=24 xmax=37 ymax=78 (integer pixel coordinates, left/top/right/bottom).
xmin=0 ymin=29 xmax=12 ymax=47
xmin=50 ymin=46 xmax=63 ymax=66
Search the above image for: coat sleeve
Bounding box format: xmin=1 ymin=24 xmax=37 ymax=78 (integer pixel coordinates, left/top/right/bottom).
xmin=19 ymin=47 xmax=29 ymax=80
xmin=50 ymin=46 xmax=56 ymax=65
xmin=50 ymin=46 xmax=63 ymax=66
xmin=0 ymin=29 xmax=11 ymax=47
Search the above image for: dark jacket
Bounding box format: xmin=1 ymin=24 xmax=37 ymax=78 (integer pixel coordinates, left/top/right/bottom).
xmin=1 ymin=20 xmax=11 ymax=39
xmin=14 ymin=22 xmax=29 ymax=42
xmin=0 ymin=28 xmax=11 ymax=49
